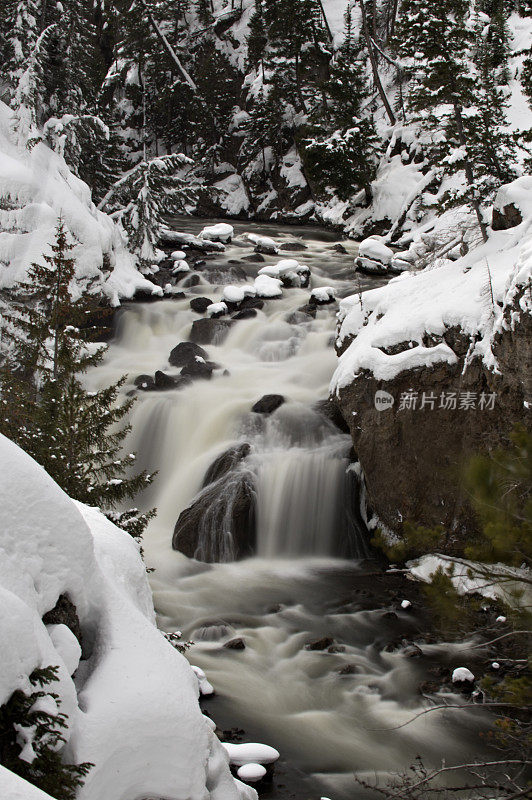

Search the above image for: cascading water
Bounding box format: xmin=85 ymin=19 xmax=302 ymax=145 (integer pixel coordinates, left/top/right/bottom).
xmin=87 ymin=218 xmax=486 ymax=799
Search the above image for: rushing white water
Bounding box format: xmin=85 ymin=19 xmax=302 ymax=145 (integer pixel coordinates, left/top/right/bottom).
xmin=87 ymin=219 xmax=485 ymax=799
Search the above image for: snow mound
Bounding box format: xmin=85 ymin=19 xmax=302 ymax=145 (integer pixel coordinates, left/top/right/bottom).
xmin=237 ymin=763 xmax=267 ymax=783
xmin=172 ymin=259 xmax=191 ymax=273
xmin=0 ymin=434 xmax=255 ymax=800
xmin=311 ymin=286 xmax=336 ymax=304
xmin=222 ymin=742 xmax=280 ymax=766
xmin=452 ymin=667 xmax=474 ymax=684
xmin=170 ymin=249 xmax=186 ymax=260
xmin=258 ymin=258 xmax=311 ymax=286
xmin=245 ymin=233 xmax=279 ymax=254
xmin=206 ymin=301 xmax=229 ymax=317
xmin=254 ymin=274 xmax=283 ymax=298
xmin=332 ymin=181 xmax=532 ymax=389
xmin=0 ymin=101 xmax=155 ymax=306
xmin=200 ymin=223 xmax=234 ymax=243
xmin=223 ymin=284 xmax=256 ymax=303
xmin=358 ymin=237 xmax=394 ymax=265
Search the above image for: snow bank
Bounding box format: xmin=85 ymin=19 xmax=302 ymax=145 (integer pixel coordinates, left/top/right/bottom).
xmin=0 ymin=766 xmax=55 ymax=800
xmin=0 ymin=101 xmax=156 ymax=306
xmin=331 ymin=181 xmax=532 ymax=389
xmin=0 ymin=434 xmax=255 ymax=800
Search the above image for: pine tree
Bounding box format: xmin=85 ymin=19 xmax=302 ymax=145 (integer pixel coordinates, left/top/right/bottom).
xmin=0 ymin=221 xmax=156 ymax=539
xmin=247 ymin=0 xmax=268 ymax=75
xmin=393 ymin=0 xmax=516 ymax=240
xmin=303 ymin=6 xmax=379 ymax=202
xmin=100 ymin=153 xmax=196 ymax=268
xmin=1 ymin=0 xmax=42 ymax=100
xmin=0 ymin=666 xmax=93 ymax=800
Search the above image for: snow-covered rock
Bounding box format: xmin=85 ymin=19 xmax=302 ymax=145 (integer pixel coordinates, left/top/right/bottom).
xmin=0 ymin=101 xmax=156 ymax=306
xmin=222 ymin=742 xmax=280 ymax=766
xmin=253 ymin=274 xmax=283 ymax=298
xmin=172 ymin=259 xmax=191 ymax=273
xmin=311 ymin=286 xmax=336 ymax=305
xmin=245 ymin=233 xmax=279 ymax=254
xmin=160 ymin=230 xmax=226 ymax=252
xmin=190 ymin=665 xmax=214 ymax=697
xmin=258 ymin=258 xmax=311 ymax=287
xmin=222 ymin=284 xmax=256 ymax=304
xmin=358 ymin=237 xmax=394 ymax=265
xmin=200 ymin=223 xmax=234 ymax=243
xmin=452 ymin=667 xmax=475 ymax=684
xmin=0 ymin=434 xmax=255 ymax=800
xmin=206 ymin=301 xmax=229 ymax=318
xmin=170 ymin=250 xmax=187 ymax=260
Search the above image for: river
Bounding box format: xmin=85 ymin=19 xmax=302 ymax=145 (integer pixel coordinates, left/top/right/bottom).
xmin=87 ymin=218 xmax=484 ymax=799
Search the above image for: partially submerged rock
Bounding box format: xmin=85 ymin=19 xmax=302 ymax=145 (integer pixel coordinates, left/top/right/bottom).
xmin=251 ymin=394 xmax=285 ymax=414
xmin=189 ymin=317 xmax=233 ymax=345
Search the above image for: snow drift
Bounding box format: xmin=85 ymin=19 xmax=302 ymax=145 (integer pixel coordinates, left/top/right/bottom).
xmin=0 ymin=101 xmax=157 ymax=306
xmin=0 ymin=433 xmax=255 ymax=800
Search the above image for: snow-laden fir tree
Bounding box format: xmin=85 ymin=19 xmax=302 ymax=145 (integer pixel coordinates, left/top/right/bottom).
xmin=0 ymin=220 xmax=156 ymax=539
xmin=393 ymin=0 xmax=517 ymax=240
xmin=0 ymin=666 xmax=93 ymax=799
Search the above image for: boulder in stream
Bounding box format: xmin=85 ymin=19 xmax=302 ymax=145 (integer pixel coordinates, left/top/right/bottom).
xmin=190 ymin=317 xmax=233 ymax=345
xmin=190 ymin=296 xmax=213 ymax=313
xmin=251 ymin=394 xmax=285 ymax=414
xmin=181 ymin=360 xmax=216 ymax=380
xmin=169 ymin=341 xmax=208 ymax=368
xmin=173 ymin=442 xmax=256 ymax=562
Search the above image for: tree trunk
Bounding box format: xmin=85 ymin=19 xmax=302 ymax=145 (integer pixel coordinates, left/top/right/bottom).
xmin=359 ymin=0 xmax=396 ymax=125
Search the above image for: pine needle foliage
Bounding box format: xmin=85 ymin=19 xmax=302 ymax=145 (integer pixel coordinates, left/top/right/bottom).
xmin=0 ymin=220 xmax=156 ymax=539
xmin=0 ymin=665 xmax=93 ymax=800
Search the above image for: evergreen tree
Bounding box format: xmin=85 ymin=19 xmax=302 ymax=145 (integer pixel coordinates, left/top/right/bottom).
xmin=393 ymin=0 xmax=517 ymax=240
xmin=195 ymin=0 xmax=214 ymax=26
xmin=247 ymin=0 xmax=268 ymax=75
xmin=101 ymin=153 xmax=196 ymax=268
xmin=0 ymin=666 xmax=93 ymax=800
xmin=1 ymin=0 xmax=42 ymax=100
xmin=303 ymin=7 xmax=379 ymax=202
xmin=0 ymin=221 xmax=156 ymax=539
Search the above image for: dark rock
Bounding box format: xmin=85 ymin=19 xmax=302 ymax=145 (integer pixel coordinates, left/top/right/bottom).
xmin=328 ymin=644 xmax=346 ymax=653
xmin=190 ymin=297 xmax=213 ymax=314
xmin=492 ymin=202 xmax=522 ymax=231
xmin=335 ymin=286 xmax=532 ymax=543
xmin=279 ymin=241 xmax=308 ymax=251
xmin=224 ymin=637 xmax=246 ymax=650
xmin=338 ymin=663 xmax=358 ymax=675
xmin=173 ymin=466 xmax=256 ymax=561
xmin=403 ymin=644 xmax=423 ymax=658
xmin=169 ymin=341 xmax=208 ymax=368
xmin=154 ymin=370 xmax=178 ymax=390
xmin=285 ymin=311 xmax=312 ymax=325
xmin=180 ymin=274 xmax=201 ymax=289
xmin=240 ymin=296 xmax=264 ymax=311
xmin=315 ymin=398 xmax=350 ymax=433
xmin=190 ymin=318 xmax=233 ymax=345
xmin=242 ymin=254 xmax=265 ymax=263
xmin=331 ymin=243 xmax=348 ymax=254
xmin=305 ymin=636 xmax=334 ymax=651
xmin=233 ymin=309 xmax=257 ymax=321
xmin=181 ymin=360 xmax=215 ymax=380
xmin=381 ymin=611 xmax=398 ymax=621
xmin=251 ymin=394 xmax=285 ymax=414
xmin=42 ymin=594 xmax=82 ymax=646
xmin=134 ymin=374 xmax=155 ymax=390
xmin=203 ymin=443 xmax=251 ymax=487
xmin=297 ymin=303 xmax=317 ymax=319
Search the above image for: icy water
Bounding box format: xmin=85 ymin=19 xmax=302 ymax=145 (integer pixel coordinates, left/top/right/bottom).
xmin=88 ymin=218 xmax=485 ymax=799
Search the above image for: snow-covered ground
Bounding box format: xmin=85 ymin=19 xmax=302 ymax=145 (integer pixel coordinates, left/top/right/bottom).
xmin=0 ymin=434 xmax=255 ymax=800
xmin=331 ymin=177 xmax=532 ymax=389
xmin=0 ymin=101 xmax=157 ymax=306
